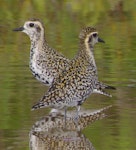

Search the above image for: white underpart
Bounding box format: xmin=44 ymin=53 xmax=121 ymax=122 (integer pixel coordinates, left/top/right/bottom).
xmin=30 ymin=47 xmax=53 ymax=85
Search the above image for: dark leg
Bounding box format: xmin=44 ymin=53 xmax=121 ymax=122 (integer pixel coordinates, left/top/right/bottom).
xmin=64 ymin=106 xmax=67 ymax=127
xmin=74 ymin=105 xmax=80 ymax=125
xmin=76 ymin=105 xmax=80 ymax=118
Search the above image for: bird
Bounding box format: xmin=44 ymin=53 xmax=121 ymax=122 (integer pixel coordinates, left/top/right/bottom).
xmin=31 ymin=27 xmax=114 ymax=122
xmin=13 ymin=18 xmax=115 ymax=90
xmin=13 ymin=18 xmax=70 ymax=86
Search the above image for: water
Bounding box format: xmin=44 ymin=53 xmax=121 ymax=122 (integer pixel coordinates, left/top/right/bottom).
xmin=0 ymin=1 xmax=136 ymax=150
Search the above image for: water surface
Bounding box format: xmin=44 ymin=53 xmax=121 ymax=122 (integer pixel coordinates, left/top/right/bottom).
xmin=0 ymin=1 xmax=136 ymax=150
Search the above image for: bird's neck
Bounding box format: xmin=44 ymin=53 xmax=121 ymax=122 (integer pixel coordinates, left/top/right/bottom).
xmin=77 ymin=40 xmax=95 ymax=62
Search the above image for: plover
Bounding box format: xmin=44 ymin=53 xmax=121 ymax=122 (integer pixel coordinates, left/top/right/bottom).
xmin=31 ymin=27 xmax=114 ymax=121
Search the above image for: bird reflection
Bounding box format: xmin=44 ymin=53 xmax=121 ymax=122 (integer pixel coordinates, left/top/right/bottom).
xmin=29 ymin=105 xmax=112 ymax=150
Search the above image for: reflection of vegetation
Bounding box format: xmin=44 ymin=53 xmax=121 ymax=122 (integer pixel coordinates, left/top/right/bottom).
xmin=0 ymin=1 xmax=136 ymax=150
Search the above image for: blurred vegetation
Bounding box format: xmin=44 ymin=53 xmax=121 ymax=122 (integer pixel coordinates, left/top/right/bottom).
xmin=0 ymin=0 xmax=136 ymax=150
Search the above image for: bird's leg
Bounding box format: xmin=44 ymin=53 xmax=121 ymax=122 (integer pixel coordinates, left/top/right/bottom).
xmin=74 ymin=105 xmax=80 ymax=125
xmin=64 ymin=106 xmax=67 ymax=128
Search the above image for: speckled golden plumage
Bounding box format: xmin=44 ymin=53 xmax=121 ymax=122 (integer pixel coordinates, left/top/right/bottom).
xmin=13 ymin=18 xmax=70 ymax=86
xmin=31 ymin=27 xmax=114 ymax=116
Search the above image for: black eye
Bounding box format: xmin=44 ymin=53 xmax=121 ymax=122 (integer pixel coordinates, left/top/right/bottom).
xmin=93 ymin=33 xmax=97 ymax=37
xmin=29 ymin=23 xmax=34 ymax=27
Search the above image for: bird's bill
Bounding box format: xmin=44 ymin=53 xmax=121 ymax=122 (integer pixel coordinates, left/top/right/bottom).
xmin=98 ymin=37 xmax=105 ymax=43
xmin=13 ymin=26 xmax=24 ymax=32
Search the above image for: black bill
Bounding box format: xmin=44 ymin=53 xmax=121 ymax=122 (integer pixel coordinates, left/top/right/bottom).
xmin=98 ymin=37 xmax=105 ymax=43
xmin=13 ymin=26 xmax=24 ymax=32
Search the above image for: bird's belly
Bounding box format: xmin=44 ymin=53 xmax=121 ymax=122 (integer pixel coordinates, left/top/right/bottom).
xmin=30 ymin=62 xmax=53 ymax=86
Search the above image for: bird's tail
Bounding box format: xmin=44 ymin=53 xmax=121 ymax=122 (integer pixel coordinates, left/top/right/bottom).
xmin=93 ymin=89 xmax=112 ymax=97
xmin=99 ymin=82 xmax=116 ymax=90
xmin=31 ymin=95 xmax=50 ymax=111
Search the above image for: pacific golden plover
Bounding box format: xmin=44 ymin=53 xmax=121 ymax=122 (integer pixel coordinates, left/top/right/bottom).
xmin=31 ymin=27 xmax=114 ymax=120
xmin=13 ymin=18 xmax=70 ymax=86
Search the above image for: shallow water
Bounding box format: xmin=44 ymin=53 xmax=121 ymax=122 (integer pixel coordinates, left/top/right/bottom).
xmin=0 ymin=1 xmax=136 ymax=150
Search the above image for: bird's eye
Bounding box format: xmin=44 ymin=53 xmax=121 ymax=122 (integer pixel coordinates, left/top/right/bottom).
xmin=29 ymin=23 xmax=34 ymax=27
xmin=93 ymin=33 xmax=97 ymax=37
